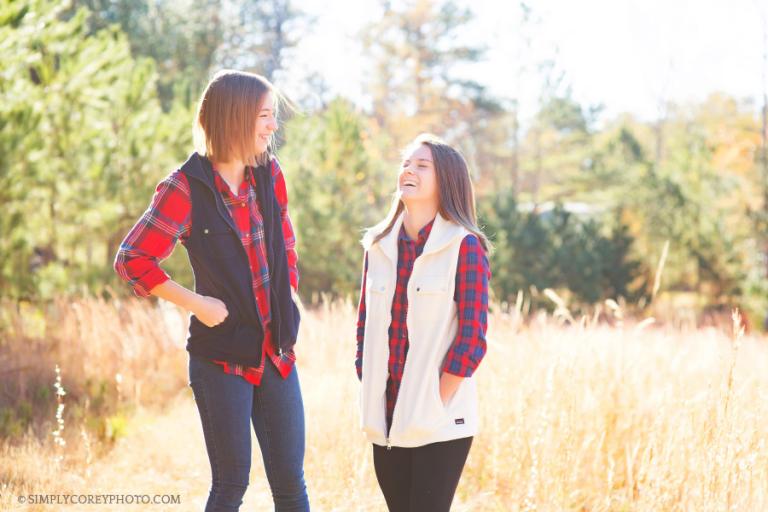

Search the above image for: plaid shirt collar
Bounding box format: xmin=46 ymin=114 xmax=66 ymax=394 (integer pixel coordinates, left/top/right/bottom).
xmin=211 ymin=165 xmax=255 ymax=198
xmin=397 ymin=217 xmax=435 ymax=245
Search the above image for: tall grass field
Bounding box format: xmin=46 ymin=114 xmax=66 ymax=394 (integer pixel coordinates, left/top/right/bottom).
xmin=1 ymin=297 xmax=767 ymax=511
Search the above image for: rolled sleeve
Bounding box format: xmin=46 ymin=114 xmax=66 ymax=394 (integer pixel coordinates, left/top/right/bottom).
xmin=113 ymin=171 xmax=192 ymax=297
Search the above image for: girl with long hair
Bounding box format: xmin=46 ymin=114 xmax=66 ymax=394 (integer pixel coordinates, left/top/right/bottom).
xmin=356 ymin=133 xmax=491 ymax=511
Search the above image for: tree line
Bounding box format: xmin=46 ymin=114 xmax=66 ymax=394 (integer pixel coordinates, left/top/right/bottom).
xmin=2 ymin=0 xmax=766 ymax=321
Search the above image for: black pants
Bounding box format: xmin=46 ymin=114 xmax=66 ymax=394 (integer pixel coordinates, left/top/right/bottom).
xmin=372 ymin=437 xmax=473 ymax=512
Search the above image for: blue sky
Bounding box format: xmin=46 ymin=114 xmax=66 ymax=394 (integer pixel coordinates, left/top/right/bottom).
xmin=283 ymin=0 xmax=767 ymax=123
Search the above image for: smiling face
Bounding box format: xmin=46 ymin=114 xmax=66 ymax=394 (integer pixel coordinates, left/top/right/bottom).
xmin=195 ymin=70 xmax=279 ymax=166
xmin=398 ymin=143 xmax=438 ymax=207
xmin=373 ymin=133 xmax=489 ymax=250
xmin=254 ymin=92 xmax=277 ymax=154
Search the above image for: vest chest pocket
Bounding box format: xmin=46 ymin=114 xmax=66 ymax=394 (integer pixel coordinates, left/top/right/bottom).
xmin=413 ymin=276 xmax=449 ymax=295
xmin=366 ymin=275 xmax=388 ymax=295
xmin=201 ymin=226 xmax=243 ymax=260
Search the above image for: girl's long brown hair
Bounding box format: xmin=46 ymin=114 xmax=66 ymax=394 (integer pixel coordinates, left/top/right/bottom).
xmin=373 ymin=133 xmax=491 ymax=253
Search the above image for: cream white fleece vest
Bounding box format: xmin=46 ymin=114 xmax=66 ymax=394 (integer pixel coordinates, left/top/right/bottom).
xmin=360 ymin=212 xmax=479 ymax=448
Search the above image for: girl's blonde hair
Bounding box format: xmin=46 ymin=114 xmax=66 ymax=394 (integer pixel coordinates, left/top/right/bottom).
xmin=193 ymin=69 xmax=279 ymax=166
xmin=373 ymin=133 xmax=491 ymax=253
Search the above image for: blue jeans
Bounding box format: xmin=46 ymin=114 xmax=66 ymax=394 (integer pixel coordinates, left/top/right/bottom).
xmin=188 ymin=353 xmax=310 ymax=511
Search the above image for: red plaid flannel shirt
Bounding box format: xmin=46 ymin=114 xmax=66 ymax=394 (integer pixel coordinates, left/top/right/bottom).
xmin=355 ymin=219 xmax=490 ymax=430
xmin=115 ymin=158 xmax=298 ymax=385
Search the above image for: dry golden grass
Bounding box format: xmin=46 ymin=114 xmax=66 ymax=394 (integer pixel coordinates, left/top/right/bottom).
xmin=1 ymin=297 xmax=768 ymax=511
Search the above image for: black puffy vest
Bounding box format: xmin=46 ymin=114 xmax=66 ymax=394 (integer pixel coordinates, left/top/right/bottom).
xmin=179 ymin=152 xmax=299 ymax=366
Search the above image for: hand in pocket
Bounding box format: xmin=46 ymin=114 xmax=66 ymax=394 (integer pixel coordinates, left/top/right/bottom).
xmin=194 ymin=295 xmax=229 ymax=327
xmin=439 ymin=373 xmax=464 ymax=406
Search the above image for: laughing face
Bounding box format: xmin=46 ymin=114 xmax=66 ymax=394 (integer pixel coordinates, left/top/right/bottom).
xmin=398 ymin=143 xmax=438 ymax=205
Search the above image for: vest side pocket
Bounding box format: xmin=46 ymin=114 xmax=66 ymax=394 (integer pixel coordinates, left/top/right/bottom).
xmin=433 ymin=370 xmax=452 ymax=419
xmin=188 ymin=300 xmax=239 ymax=338
xmin=442 ymin=376 xmax=477 ymax=432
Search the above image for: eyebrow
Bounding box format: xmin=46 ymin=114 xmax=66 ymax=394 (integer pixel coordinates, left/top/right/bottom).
xmin=260 ymin=108 xmax=274 ymax=112
xmin=404 ymin=158 xmax=433 ymax=162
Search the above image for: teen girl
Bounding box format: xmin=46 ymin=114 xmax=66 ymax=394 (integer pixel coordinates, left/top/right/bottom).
xmin=114 ymin=70 xmax=309 ymax=511
xmin=356 ymin=133 xmax=491 ymax=511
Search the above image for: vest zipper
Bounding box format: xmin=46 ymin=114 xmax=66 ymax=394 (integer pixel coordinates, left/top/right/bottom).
xmin=386 ymin=437 xmax=392 ymax=450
